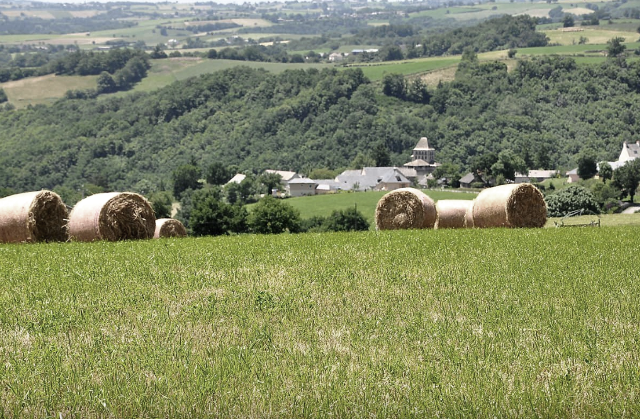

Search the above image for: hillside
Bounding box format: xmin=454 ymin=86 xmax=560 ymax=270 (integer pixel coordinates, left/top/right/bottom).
xmin=2 ymin=55 xmax=640 ymax=198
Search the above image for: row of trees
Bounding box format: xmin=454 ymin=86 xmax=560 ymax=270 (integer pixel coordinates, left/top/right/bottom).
xmin=169 ymin=187 xmax=369 ymax=236
xmin=0 ymin=48 xmax=151 ymax=84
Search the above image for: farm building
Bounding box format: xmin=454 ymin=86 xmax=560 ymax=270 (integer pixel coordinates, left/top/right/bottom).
xmin=287 ymin=178 xmax=317 ymax=197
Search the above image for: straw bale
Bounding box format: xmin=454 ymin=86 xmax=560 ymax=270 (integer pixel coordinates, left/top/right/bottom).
xmin=0 ymin=190 xmax=68 ymax=243
xmin=465 ymin=201 xmax=475 ymax=228
xmin=435 ymin=200 xmax=474 ymax=229
xmin=154 ymin=218 xmax=187 ymax=238
xmin=472 ymin=183 xmax=547 ymax=228
xmin=68 ymin=192 xmax=156 ymax=241
xmin=375 ymin=188 xmax=437 ymax=230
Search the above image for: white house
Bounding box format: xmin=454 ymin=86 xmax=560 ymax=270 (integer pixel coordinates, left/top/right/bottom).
xmin=287 ymin=178 xmax=317 ymax=197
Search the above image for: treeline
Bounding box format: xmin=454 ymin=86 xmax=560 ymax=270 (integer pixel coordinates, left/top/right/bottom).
xmin=0 ymin=48 xmax=150 ymax=84
xmin=3 ymin=57 xmax=640 ymax=202
xmin=0 ymin=13 xmax=136 ymax=35
xmin=418 ymin=15 xmax=548 ymax=57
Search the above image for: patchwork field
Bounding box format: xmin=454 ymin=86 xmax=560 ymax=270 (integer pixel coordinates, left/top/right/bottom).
xmin=1 ymin=227 xmax=640 ymax=416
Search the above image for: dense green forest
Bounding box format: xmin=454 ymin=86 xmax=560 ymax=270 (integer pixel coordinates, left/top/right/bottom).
xmin=2 ymin=55 xmax=640 ymax=201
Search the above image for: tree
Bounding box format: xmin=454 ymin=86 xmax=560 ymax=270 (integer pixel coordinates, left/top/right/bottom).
xmin=0 ymin=88 xmax=6 ymax=103
xmin=207 ymin=49 xmax=217 ymax=59
xmin=148 ymin=191 xmax=172 ymax=219
xmin=248 ymin=196 xmax=301 ymax=234
xmin=507 ymin=49 xmax=517 ymax=58
xmin=150 ymin=44 xmax=167 ymax=59
xmin=382 ymin=73 xmax=406 ymax=100
xmin=172 ymin=164 xmax=201 ymax=198
xmin=598 ymin=161 xmax=613 ymax=182
xmin=258 ymin=172 xmax=283 ymax=195
xmin=471 ymin=152 xmax=499 ymax=185
xmin=577 ymin=150 xmax=598 ymax=180
xmin=433 ymin=162 xmax=462 ymax=187
xmin=371 ymin=143 xmax=391 ymax=167
xmin=545 ymin=185 xmax=600 ymax=217
xmin=350 ymin=152 xmax=375 ymax=170
xmin=96 ymin=71 xmax=116 ymax=94
xmin=607 ymin=37 xmax=626 ymax=57
xmin=613 ymin=159 xmax=640 ymax=202
xmin=190 ymin=188 xmax=247 ymax=236
xmin=562 ymin=14 xmax=575 ymax=28
xmin=206 ymin=162 xmax=232 ymax=185
xmin=490 ymin=150 xmax=527 ymax=183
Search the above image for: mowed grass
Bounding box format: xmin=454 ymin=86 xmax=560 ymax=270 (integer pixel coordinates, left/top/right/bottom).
xmin=284 ymin=190 xmax=476 ymax=226
xmin=1 ymin=74 xmax=98 ymax=109
xmin=544 ymin=27 xmax=640 ymax=46
xmin=2 ymin=227 xmax=640 ymax=416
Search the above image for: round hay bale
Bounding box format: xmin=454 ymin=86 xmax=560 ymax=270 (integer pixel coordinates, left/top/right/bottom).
xmin=375 ymin=188 xmax=437 ymax=230
xmin=154 ymin=218 xmax=187 ymax=238
xmin=68 ymin=192 xmax=156 ymax=242
xmin=472 ymin=183 xmax=547 ymax=228
xmin=0 ymin=190 xmax=68 ymax=243
xmin=435 ymin=200 xmax=474 ymax=229
xmin=465 ymin=201 xmax=475 ymax=228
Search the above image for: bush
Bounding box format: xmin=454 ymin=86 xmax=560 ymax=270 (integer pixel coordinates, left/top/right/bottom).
xmin=190 ymin=188 xmax=247 ymax=236
xmin=248 ymin=196 xmax=301 ymax=234
xmin=323 ymin=207 xmax=370 ymax=232
xmin=545 ymin=185 xmax=601 ymax=217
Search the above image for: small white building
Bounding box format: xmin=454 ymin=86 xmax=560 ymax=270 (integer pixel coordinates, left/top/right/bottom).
xmin=287 ymin=178 xmax=317 ymax=197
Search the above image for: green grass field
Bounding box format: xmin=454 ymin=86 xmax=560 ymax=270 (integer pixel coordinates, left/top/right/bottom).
xmin=283 ymin=190 xmax=476 ymax=226
xmin=2 ymin=227 xmax=640 ymax=416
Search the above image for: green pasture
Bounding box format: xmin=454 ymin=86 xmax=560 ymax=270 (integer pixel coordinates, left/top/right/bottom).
xmin=284 ymin=189 xmax=476 ymax=226
xmin=2 ymin=227 xmax=640 ymax=416
xmin=345 ymin=57 xmax=460 ymax=81
xmin=127 ymin=58 xmax=333 ymax=94
xmin=544 ymin=27 xmax=640 ymax=46
xmin=1 ymin=74 xmax=98 ymax=109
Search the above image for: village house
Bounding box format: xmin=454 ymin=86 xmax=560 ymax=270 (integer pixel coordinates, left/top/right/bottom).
xmin=287 ymin=177 xmax=317 ymax=197
xmin=566 ymin=141 xmax=639 ymax=182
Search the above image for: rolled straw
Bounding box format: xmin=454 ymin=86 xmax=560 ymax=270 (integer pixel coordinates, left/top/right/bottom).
xmin=375 ymin=188 xmax=437 ymax=230
xmin=0 ymin=190 xmax=68 ymax=243
xmin=472 ymin=183 xmax=547 ymax=228
xmin=68 ymin=192 xmax=156 ymax=241
xmin=435 ymin=199 xmax=474 ymax=229
xmin=154 ymin=218 xmax=187 ymax=238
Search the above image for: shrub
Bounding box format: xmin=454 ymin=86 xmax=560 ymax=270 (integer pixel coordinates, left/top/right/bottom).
xmin=323 ymin=207 xmax=370 ymax=232
xmin=545 ymin=185 xmax=601 ymax=217
xmin=248 ymin=196 xmax=301 ymax=234
xmin=190 ymin=188 xmax=247 ymax=236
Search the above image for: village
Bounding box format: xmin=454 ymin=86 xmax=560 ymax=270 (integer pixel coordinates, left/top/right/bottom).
xmin=235 ymin=137 xmax=640 ymax=197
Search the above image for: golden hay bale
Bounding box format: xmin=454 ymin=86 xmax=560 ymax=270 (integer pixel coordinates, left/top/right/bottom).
xmin=0 ymin=190 xmax=68 ymax=243
xmin=154 ymin=218 xmax=187 ymax=238
xmin=375 ymin=188 xmax=437 ymax=230
xmin=68 ymin=192 xmax=156 ymax=242
xmin=472 ymin=183 xmax=547 ymax=228
xmin=435 ymin=199 xmax=475 ymax=229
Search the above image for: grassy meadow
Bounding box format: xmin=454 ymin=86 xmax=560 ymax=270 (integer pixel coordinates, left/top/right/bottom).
xmin=283 ymin=190 xmax=476 ymax=226
xmin=2 ymin=227 xmax=640 ymax=416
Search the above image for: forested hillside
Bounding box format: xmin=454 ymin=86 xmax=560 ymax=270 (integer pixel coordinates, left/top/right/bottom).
xmin=2 ymin=56 xmax=640 ymax=198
